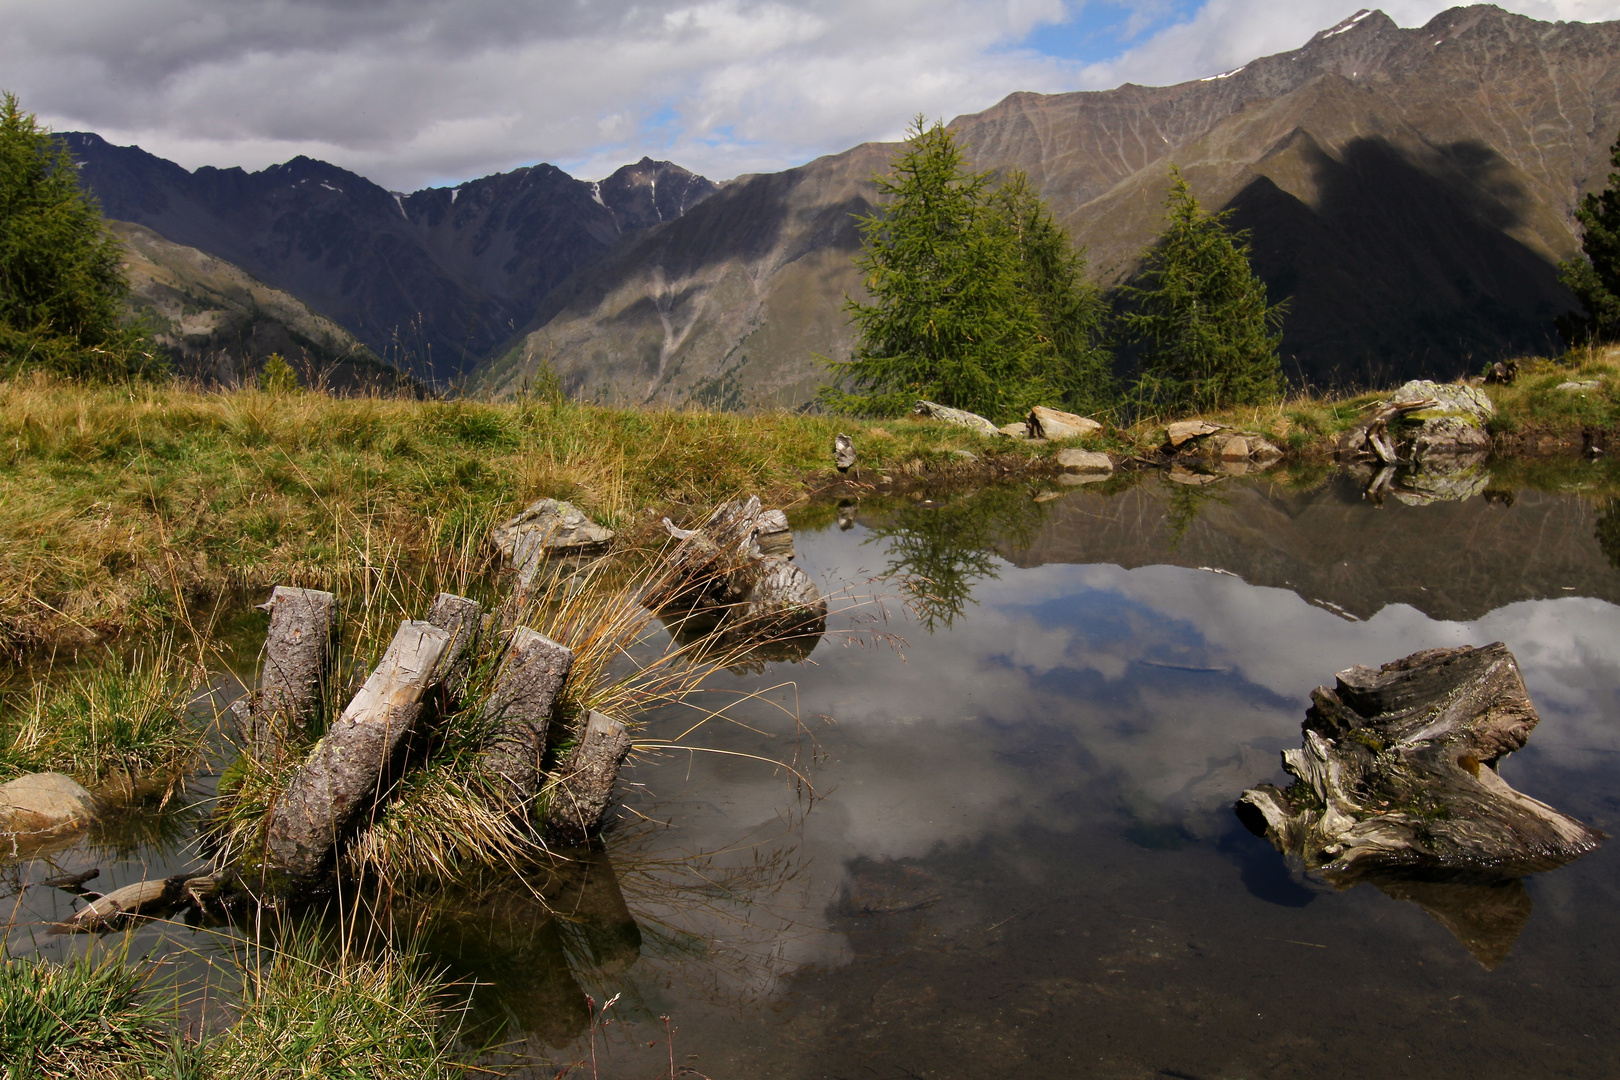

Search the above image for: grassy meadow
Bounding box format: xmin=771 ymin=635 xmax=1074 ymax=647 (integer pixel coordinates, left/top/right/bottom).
xmin=3 ymin=348 xmax=1619 ymax=655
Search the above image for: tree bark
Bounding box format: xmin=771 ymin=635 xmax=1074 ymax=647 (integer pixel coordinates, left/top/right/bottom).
xmin=260 ymin=620 xmax=451 ymax=890
xmin=545 ymin=711 xmax=633 ymax=845
xmin=479 ymin=626 xmax=574 ymax=814
xmin=231 ymin=586 xmax=335 ymax=759
xmin=1237 ymin=643 xmax=1604 ymax=881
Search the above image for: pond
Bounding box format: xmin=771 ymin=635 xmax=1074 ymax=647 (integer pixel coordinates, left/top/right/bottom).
xmin=7 ymin=470 xmax=1620 ymax=1077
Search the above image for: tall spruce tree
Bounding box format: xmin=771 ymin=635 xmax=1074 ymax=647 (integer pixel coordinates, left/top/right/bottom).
xmin=0 ymin=91 xmax=155 ymax=378
xmin=821 ymin=118 xmax=1069 ymax=421
xmin=1121 ymin=169 xmax=1284 ymax=414
xmin=987 ymin=172 xmax=1114 ymax=415
xmin=1557 ymin=128 xmax=1620 ymax=347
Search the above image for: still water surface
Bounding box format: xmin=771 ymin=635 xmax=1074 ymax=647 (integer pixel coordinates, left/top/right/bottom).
xmin=9 ymin=473 xmax=1620 ymax=1078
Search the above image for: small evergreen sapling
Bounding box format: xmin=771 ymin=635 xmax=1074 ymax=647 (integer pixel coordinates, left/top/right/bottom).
xmin=1121 ymin=168 xmax=1285 ymax=414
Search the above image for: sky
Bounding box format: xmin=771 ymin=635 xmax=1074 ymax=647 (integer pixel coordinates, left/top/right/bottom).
xmin=3 ymin=0 xmax=1618 ymax=192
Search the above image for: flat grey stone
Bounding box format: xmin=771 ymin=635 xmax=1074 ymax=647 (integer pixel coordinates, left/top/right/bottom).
xmin=1056 ymin=448 xmax=1113 ymax=474
xmin=913 ymin=400 xmax=999 ymax=437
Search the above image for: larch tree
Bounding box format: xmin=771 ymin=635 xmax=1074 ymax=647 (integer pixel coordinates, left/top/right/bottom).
xmin=0 ymin=91 xmax=156 ymax=378
xmin=1121 ymin=168 xmax=1285 ymax=414
xmin=1558 ymin=128 xmax=1620 ymax=348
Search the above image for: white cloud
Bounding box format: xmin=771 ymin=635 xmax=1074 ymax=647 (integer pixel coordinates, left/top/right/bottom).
xmin=2 ymin=0 xmax=1615 ymax=189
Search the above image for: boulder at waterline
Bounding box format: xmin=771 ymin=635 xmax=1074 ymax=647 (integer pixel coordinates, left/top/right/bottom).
xmin=0 ymin=773 xmax=98 ymax=841
xmin=912 ymin=400 xmax=999 ymax=438
xmin=1028 ymin=406 xmax=1102 ymax=441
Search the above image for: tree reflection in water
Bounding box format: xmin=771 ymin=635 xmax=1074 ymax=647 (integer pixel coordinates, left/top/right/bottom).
xmin=1597 ymin=497 xmax=1620 ymax=571
xmin=862 ymin=486 xmax=1052 ymax=631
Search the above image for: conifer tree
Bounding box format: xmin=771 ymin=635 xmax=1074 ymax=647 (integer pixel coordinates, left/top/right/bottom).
xmin=1121 ymin=168 xmax=1284 ymax=414
xmin=820 ymin=117 xmax=1055 ymax=421
xmin=0 ymin=91 xmax=156 ymax=378
xmin=1557 ymin=128 xmax=1620 ymax=347
xmin=988 ymin=171 xmax=1114 ymax=415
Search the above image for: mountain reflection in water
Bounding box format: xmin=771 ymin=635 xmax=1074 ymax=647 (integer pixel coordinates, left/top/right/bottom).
xmin=6 ymin=470 xmax=1620 ymax=1077
xmin=600 ymin=471 xmax=1620 ymax=1078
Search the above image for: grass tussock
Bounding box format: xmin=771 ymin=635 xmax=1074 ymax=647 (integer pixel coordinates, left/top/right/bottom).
xmin=0 ymin=639 xmax=210 ymax=802
xmin=207 ymin=933 xmax=468 ymax=1080
xmin=0 ymin=951 xmax=171 ymax=1080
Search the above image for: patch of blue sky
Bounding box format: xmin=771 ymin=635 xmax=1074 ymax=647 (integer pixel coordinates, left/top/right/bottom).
xmin=1016 ymin=0 xmax=1207 ymax=63
xmin=638 ymin=103 xmax=684 ymax=150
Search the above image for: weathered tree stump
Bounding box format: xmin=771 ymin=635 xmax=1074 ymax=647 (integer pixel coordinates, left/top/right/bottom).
xmin=479 ymin=627 xmax=574 ymax=814
xmin=260 ymin=620 xmax=453 ymax=890
xmin=231 ymin=586 xmax=336 ymax=759
xmin=1236 ymin=643 xmax=1604 ymax=880
xmin=545 ymin=711 xmax=633 ymax=845
xmin=650 ymin=497 xmax=826 ymax=650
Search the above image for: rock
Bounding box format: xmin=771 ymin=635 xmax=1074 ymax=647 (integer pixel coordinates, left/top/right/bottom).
xmin=1210 ymin=433 xmax=1250 ymax=460
xmin=834 ymin=432 xmax=856 ymax=472
xmin=491 ymin=499 xmax=614 ymax=586
xmin=912 ymin=400 xmax=999 ymax=437
xmin=1166 ymin=420 xmax=1224 ymax=447
xmin=735 ymin=558 xmax=828 ymax=640
xmin=1390 ymin=379 xmax=1495 ymax=420
xmin=1236 ymin=644 xmax=1603 ymax=883
xmin=1055 ymin=448 xmax=1113 ymax=474
xmin=998 ymin=421 xmax=1031 ymax=438
xmin=1341 ymin=380 xmax=1494 ymax=465
xmin=951 ymin=449 xmax=978 ymax=462
xmin=0 ymin=773 xmax=98 ymax=839
xmin=1028 ymin=406 xmax=1102 ymax=440
xmin=1556 ymin=380 xmax=1601 ymax=392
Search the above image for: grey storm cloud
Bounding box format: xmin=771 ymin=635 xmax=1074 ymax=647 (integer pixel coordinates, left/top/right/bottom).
xmin=3 ymin=0 xmax=1618 ymax=190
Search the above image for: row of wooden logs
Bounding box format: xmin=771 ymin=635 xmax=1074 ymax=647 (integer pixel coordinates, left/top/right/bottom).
xmin=225 ymin=585 xmax=631 ymax=896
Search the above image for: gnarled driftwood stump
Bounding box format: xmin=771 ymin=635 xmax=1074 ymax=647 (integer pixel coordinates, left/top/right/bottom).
xmin=1236 ymin=643 xmax=1603 ymax=880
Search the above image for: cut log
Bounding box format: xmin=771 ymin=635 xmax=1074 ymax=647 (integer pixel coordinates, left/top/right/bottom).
xmin=260 ymin=620 xmax=452 ymax=890
xmin=64 ymin=876 xmax=185 ymax=932
xmin=478 ymin=627 xmax=575 ymax=814
xmin=545 ymin=711 xmax=633 ymax=845
xmin=230 ymin=586 xmax=336 ymax=759
xmin=1236 ymin=643 xmax=1604 ymax=881
xmin=423 ymin=592 xmax=484 ymax=704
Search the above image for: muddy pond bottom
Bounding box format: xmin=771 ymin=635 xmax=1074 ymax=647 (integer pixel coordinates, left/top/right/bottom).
xmin=11 ymin=473 xmax=1620 ymax=1078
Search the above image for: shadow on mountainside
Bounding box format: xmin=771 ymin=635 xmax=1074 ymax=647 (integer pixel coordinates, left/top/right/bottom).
xmin=1227 ymin=135 xmax=1576 ymax=390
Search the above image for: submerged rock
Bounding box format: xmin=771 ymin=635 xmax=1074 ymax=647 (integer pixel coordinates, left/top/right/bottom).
xmin=0 ymin=773 xmax=98 ymax=842
xmin=491 ymin=499 xmax=614 ymax=586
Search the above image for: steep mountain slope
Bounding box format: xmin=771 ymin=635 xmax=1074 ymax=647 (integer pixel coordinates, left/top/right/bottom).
xmin=72 ymin=138 xmax=715 ymax=382
xmin=480 ymin=5 xmax=1620 ymax=405
xmin=114 ymin=220 xmax=403 ymax=390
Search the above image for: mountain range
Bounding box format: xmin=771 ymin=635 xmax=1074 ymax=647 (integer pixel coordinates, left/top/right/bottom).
xmin=73 ymin=5 xmax=1620 ymax=403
